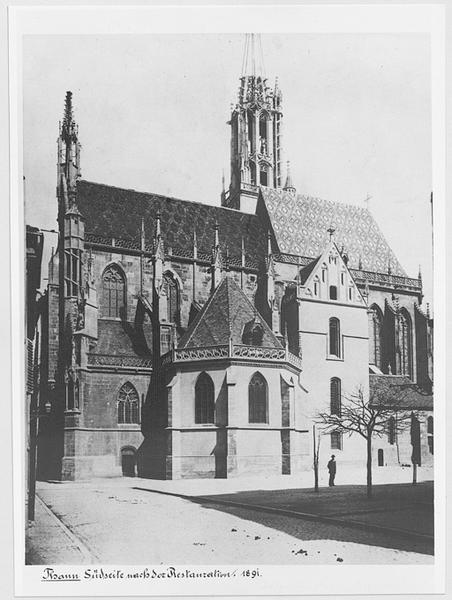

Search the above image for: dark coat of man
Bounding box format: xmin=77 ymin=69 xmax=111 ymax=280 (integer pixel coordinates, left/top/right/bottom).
xmin=327 ymin=455 xmax=336 ymax=487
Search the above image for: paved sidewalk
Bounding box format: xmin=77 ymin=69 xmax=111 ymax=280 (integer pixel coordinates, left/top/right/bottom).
xmin=26 ymin=496 xmax=94 ymax=565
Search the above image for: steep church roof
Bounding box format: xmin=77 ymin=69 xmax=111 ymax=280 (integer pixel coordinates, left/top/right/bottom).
xmin=260 ymin=188 xmax=407 ymax=276
xmin=179 ymin=275 xmax=283 ymax=349
xmin=76 ymin=180 xmax=266 ymax=266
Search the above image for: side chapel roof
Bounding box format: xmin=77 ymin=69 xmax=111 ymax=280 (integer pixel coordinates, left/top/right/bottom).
xmin=260 ymin=188 xmax=407 ymax=276
xmin=369 ymin=374 xmax=433 ymax=411
xmin=179 ymin=275 xmax=283 ymax=349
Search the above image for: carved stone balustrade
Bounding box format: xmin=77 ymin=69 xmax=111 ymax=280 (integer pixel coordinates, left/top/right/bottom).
xmin=162 ymin=342 xmax=302 ymax=372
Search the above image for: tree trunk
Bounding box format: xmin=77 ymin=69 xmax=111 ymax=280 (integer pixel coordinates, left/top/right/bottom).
xmin=313 ymin=426 xmax=319 ymax=492
xmin=412 ymin=462 xmax=417 ymax=485
xmin=366 ymin=435 xmax=373 ymax=498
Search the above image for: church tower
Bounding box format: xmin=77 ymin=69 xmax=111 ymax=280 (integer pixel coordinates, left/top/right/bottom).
xmin=222 ymin=34 xmax=283 ymax=213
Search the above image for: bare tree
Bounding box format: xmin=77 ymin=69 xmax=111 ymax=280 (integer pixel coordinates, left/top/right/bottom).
xmin=316 ymin=380 xmax=416 ymax=498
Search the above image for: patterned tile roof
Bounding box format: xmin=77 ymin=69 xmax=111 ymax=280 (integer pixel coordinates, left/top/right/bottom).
xmin=260 ymin=188 xmax=407 ymax=276
xmin=179 ymin=275 xmax=283 ymax=349
xmin=76 ymin=180 xmax=266 ymax=264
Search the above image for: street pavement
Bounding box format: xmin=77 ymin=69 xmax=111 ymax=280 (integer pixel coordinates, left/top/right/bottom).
xmin=26 ymin=469 xmax=434 ymax=566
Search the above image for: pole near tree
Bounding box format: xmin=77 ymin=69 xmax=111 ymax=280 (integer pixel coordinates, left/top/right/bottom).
xmin=312 ymin=425 xmax=321 ymax=492
xmin=410 ymin=412 xmax=421 ymax=485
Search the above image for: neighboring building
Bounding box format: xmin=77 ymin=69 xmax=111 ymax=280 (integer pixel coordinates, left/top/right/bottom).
xmin=26 ymin=225 xmax=44 ymax=517
xmin=34 ymin=37 xmax=433 ymax=481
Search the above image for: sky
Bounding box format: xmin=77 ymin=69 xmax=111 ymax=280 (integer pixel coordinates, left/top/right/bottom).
xmin=23 ymin=33 xmax=432 ymax=303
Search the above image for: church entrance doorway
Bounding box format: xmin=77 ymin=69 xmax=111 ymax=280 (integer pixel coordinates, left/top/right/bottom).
xmin=121 ymin=447 xmax=136 ymax=477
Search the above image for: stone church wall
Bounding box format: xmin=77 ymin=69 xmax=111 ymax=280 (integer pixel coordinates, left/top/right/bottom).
xmin=166 ymin=363 xmax=309 ymax=479
xmin=60 ymin=370 xmax=149 ymax=480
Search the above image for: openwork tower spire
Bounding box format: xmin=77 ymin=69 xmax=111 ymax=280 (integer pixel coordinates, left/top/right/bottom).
xmin=221 ymin=34 xmax=283 ymax=214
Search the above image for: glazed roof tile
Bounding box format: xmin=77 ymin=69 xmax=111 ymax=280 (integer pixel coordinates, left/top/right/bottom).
xmin=77 ymin=180 xmax=266 ymax=264
xmin=260 ymin=188 xmax=407 ymax=276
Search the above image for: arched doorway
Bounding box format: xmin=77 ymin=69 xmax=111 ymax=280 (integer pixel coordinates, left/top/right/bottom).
xmin=121 ymin=447 xmax=136 ymax=477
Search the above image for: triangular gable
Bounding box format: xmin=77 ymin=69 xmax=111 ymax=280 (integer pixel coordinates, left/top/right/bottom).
xmin=300 ymin=241 xmax=365 ymax=306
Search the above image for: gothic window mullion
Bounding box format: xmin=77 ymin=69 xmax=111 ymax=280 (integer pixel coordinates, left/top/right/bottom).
xmin=102 ymin=265 xmax=126 ymax=319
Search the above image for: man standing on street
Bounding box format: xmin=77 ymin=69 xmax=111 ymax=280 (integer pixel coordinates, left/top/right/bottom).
xmin=327 ymin=455 xmax=336 ymax=487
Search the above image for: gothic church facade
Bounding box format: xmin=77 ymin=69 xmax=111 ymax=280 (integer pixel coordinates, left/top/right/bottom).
xmin=35 ymin=40 xmax=433 ymax=481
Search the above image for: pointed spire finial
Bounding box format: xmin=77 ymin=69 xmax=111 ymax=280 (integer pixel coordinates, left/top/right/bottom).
xmin=267 ymin=231 xmax=272 ymax=256
xmin=64 ymin=91 xmax=73 ymax=126
xmin=214 ymin=220 xmax=219 ymax=248
xmin=283 ymin=161 xmax=296 ymax=193
xmin=327 ymin=225 xmax=335 ymax=241
xmin=156 ymin=210 xmax=161 ymax=238
xmin=418 ymin=264 xmax=422 ymax=280
xmin=140 ymin=217 xmax=145 ymax=251
xmin=241 ymin=33 xmax=266 ymax=79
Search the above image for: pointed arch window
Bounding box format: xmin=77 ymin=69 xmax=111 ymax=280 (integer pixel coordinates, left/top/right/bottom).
xmin=330 ymin=378 xmax=341 ymax=416
xmin=249 ymin=372 xmax=268 ymax=424
xmin=101 ymin=264 xmax=126 ymax=318
xmin=329 ymin=318 xmax=341 ymax=357
xmin=195 ymin=373 xmax=215 ymax=424
xmin=163 ymin=273 xmax=179 ymax=324
xmin=118 ymin=382 xmax=140 ymax=424
xmin=400 ymin=311 xmax=412 ymax=378
xmin=369 ymin=305 xmax=383 ymax=368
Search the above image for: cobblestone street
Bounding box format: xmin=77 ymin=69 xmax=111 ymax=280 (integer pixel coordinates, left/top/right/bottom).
xmin=26 ymin=474 xmax=434 ymax=565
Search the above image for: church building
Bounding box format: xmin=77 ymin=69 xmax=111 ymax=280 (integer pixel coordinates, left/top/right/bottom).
xmin=35 ymin=36 xmax=433 ymax=481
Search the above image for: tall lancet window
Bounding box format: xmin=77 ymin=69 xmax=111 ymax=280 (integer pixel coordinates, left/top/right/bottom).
xmin=399 ymin=310 xmax=412 ymax=378
xmin=248 ymin=372 xmax=268 ymax=424
xmin=195 ymin=373 xmax=215 ymax=424
xmin=330 ymin=378 xmax=341 ymax=416
xmin=64 ymin=248 xmax=82 ymax=297
xmin=368 ymin=305 xmax=383 ymax=368
xmin=329 ymin=318 xmax=341 ymax=358
xmin=163 ymin=273 xmax=179 ymax=324
xmin=101 ymin=264 xmax=126 ymax=319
